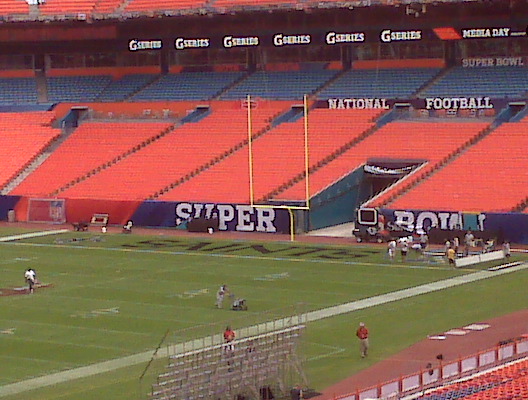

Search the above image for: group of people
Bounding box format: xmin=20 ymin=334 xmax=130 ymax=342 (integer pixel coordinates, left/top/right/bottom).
xmin=387 ymin=230 xmax=513 ymax=266
xmin=443 ymin=231 xmax=511 ymax=265
xmin=387 ymin=232 xmax=429 ymax=262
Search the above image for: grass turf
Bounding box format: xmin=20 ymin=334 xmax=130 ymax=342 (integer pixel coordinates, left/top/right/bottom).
xmin=0 ymin=228 xmax=526 ymax=400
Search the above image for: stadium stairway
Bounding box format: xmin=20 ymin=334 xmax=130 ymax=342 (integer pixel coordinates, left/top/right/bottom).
xmin=0 ymin=122 xmax=74 ymax=195
xmin=413 ymin=67 xmax=452 ymax=98
xmin=513 ymin=196 xmax=528 ymax=213
xmin=35 ymin=70 xmax=48 ymax=103
xmin=0 ymin=112 xmax=62 ymax=194
xmin=95 ymin=73 xmax=162 ymax=102
xmin=210 ymin=71 xmax=252 ymax=100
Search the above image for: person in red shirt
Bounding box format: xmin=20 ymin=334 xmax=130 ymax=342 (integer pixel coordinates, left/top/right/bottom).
xmin=223 ymin=326 xmax=235 ymax=352
xmin=356 ymin=322 xmax=369 ymax=358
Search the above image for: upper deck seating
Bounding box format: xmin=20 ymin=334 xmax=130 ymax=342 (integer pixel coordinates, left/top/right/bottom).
xmin=131 ymin=72 xmax=244 ymax=101
xmin=422 ymin=66 xmax=528 ymax=98
xmin=38 ymin=0 xmax=97 ymax=15
xmin=47 ymin=75 xmax=113 ymax=102
xmin=221 ymin=70 xmax=337 ymax=100
xmin=0 ymin=0 xmax=30 ymax=15
xmin=318 ymin=68 xmax=441 ymax=100
xmin=213 ymin=0 xmax=298 ymax=8
xmin=96 ymin=74 xmax=158 ymax=102
xmin=0 ymin=78 xmax=38 ymax=104
xmin=125 ymin=0 xmax=207 ymax=13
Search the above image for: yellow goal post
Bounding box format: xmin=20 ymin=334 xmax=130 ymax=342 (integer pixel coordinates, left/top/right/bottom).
xmin=246 ymin=94 xmax=311 ymax=241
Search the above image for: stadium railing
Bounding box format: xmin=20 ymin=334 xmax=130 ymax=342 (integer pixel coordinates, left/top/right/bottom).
xmin=333 ymin=336 xmax=528 ymax=400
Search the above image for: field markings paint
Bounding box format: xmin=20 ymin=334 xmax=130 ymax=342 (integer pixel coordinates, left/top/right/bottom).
xmin=4 ymin=241 xmax=460 ymax=271
xmin=0 ymin=262 xmax=526 ymax=397
xmin=0 ymin=230 xmax=69 ymax=242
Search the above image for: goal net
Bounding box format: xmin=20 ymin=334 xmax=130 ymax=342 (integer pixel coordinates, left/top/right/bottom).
xmin=27 ymin=198 xmax=66 ymax=224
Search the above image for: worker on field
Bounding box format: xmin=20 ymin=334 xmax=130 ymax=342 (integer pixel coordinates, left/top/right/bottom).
xmin=356 ymin=322 xmax=369 ymax=358
xmin=216 ymin=284 xmax=230 ymax=309
xmin=24 ymin=268 xmax=36 ymax=294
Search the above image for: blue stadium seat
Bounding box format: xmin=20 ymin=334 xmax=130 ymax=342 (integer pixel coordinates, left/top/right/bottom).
xmin=131 ymin=72 xmax=245 ymax=101
xmin=422 ymin=66 xmax=528 ymax=98
xmin=47 ymin=75 xmax=113 ymax=102
xmin=221 ymin=70 xmax=338 ymax=100
xmin=96 ymin=74 xmax=158 ymax=101
xmin=0 ymin=78 xmax=38 ymax=104
xmin=317 ymin=68 xmax=441 ymax=100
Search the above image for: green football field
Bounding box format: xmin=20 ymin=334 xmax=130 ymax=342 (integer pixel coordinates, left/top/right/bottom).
xmin=0 ymin=227 xmax=527 ymax=400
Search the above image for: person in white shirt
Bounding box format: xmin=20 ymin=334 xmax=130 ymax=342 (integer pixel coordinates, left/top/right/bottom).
xmin=24 ymin=268 xmax=36 ymax=294
xmin=388 ymin=239 xmax=397 ymax=261
xmin=399 ymin=238 xmax=409 ymax=262
xmin=215 ymin=284 xmax=230 ymax=309
xmin=502 ymin=241 xmax=511 ymax=258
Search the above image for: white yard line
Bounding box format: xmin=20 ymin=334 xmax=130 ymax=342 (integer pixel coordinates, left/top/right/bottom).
xmin=0 ymin=230 xmax=69 ymax=242
xmin=0 ymin=262 xmax=526 ymax=397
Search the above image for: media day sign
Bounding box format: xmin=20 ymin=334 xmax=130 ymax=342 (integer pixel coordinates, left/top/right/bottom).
xmin=175 ymin=202 xmax=290 ymax=233
xmin=461 ymin=27 xmax=512 ymax=39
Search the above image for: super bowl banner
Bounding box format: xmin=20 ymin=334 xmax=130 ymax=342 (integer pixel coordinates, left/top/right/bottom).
xmin=131 ymin=201 xmax=290 ymax=233
xmin=379 ymin=209 xmax=528 ymax=244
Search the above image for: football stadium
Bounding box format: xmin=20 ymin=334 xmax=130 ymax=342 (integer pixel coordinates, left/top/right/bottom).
xmin=0 ymin=0 xmax=527 ymax=399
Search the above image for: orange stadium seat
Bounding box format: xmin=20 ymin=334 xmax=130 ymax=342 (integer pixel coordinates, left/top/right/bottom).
xmin=47 ymin=106 xmax=285 ymax=201
xmin=93 ymin=0 xmax=124 ymax=13
xmin=125 ymin=0 xmax=207 ymax=12
xmin=276 ymin=120 xmax=489 ymax=201
xmin=388 ymin=118 xmax=528 ymax=212
xmin=0 ymin=112 xmax=60 ymax=189
xmin=420 ymin=359 xmax=528 ymax=400
xmin=0 ymin=0 xmax=30 ymax=15
xmin=38 ymin=0 xmax=97 ymax=15
xmin=158 ymin=109 xmax=381 ymax=203
xmin=213 ymin=0 xmax=298 ymax=9
xmin=11 ymin=122 xmax=174 ymax=197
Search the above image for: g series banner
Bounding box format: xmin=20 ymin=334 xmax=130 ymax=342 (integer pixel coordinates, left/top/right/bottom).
xmin=379 ymin=209 xmax=528 ymax=244
xmin=125 ymin=25 xmax=526 ymax=51
xmin=131 ymin=201 xmax=290 ymax=233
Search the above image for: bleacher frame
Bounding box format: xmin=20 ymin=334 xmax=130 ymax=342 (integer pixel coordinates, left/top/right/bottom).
xmin=149 ymin=324 xmax=307 ymax=400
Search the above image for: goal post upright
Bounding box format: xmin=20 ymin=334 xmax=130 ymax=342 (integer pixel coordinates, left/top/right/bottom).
xmin=247 ymin=94 xmax=255 ymax=206
xmin=303 ymin=94 xmax=310 ymax=210
xmin=247 ymin=95 xmax=311 ymax=241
